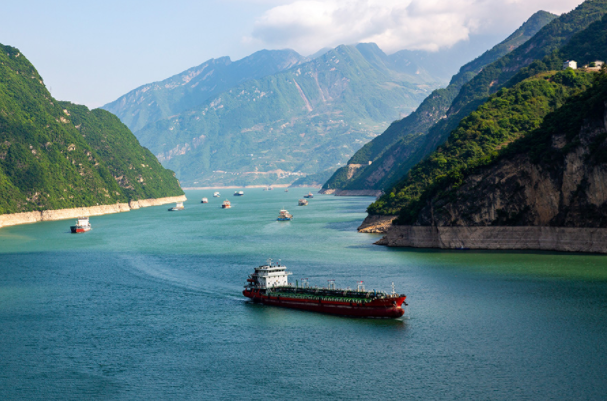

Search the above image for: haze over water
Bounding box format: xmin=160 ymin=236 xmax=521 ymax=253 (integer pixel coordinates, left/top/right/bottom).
xmin=1 ymin=189 xmax=606 ymax=400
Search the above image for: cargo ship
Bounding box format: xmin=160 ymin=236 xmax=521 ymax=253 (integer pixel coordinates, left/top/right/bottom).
xmin=243 ymin=259 xmax=407 ymax=318
xmin=222 ymin=200 xmax=231 ymax=209
xmin=234 ymin=191 xmax=244 ymax=196
xmin=70 ymin=217 xmax=91 ymax=233
xmin=303 ymin=192 xmax=314 ymax=198
xmin=298 ymin=199 xmax=308 ymax=206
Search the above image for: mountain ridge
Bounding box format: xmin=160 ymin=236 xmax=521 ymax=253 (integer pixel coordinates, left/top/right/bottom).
xmin=133 ymin=43 xmax=444 ymax=187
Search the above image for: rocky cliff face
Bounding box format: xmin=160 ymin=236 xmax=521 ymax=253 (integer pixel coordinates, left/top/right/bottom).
xmin=413 ymin=104 xmax=607 ymax=228
xmin=376 ymin=76 xmax=607 ymax=253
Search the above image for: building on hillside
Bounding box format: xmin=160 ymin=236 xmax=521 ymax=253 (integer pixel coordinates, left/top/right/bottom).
xmin=563 ymin=60 xmax=577 ymax=70
xmin=581 ymin=61 xmax=605 ymax=71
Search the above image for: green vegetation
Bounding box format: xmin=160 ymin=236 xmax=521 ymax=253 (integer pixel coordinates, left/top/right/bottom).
xmin=134 ymin=44 xmax=443 ymax=187
xmin=322 ymin=10 xmax=557 ymax=191
xmin=396 ymin=70 xmax=607 ymax=227
xmin=0 ymin=44 xmax=183 ymax=215
xmin=367 ymin=71 xmax=595 ymax=217
xmin=363 ymin=0 xmax=607 ymax=218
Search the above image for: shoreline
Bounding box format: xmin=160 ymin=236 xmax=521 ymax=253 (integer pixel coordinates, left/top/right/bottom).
xmin=375 ymin=225 xmax=607 ymax=254
xmin=0 ymin=195 xmax=187 ymax=229
xmin=182 ymin=184 xmax=321 ymax=190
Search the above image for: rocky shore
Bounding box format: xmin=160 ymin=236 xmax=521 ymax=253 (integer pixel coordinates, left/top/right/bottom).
xmin=357 ymin=215 xmax=397 ymax=233
xmin=0 ymin=195 xmax=187 ymax=229
xmin=319 ymin=189 xmax=383 ymax=197
xmin=375 ymin=226 xmax=607 ymax=254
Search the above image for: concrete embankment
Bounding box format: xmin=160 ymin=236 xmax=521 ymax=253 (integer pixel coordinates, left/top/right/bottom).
xmin=357 ymin=215 xmax=397 ymax=233
xmin=375 ymin=225 xmax=607 ymax=254
xmin=319 ymin=189 xmax=383 ymax=197
xmin=0 ymin=195 xmax=187 ymax=229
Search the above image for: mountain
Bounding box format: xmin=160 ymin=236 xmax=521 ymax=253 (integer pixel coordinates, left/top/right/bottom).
xmin=370 ymin=70 xmax=594 ymax=218
xmin=322 ymin=10 xmax=557 ymax=192
xmin=132 ymin=43 xmax=444 ymax=187
xmin=102 ymin=49 xmax=305 ymax=133
xmin=0 ymin=44 xmax=183 ymax=215
xmin=367 ymin=0 xmax=607 ymax=221
xmin=376 ymin=71 xmax=607 ymax=253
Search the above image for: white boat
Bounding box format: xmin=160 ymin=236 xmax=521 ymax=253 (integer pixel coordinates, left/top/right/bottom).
xmin=277 ymin=209 xmax=293 ymax=221
xmin=201 ymin=198 xmax=208 ymax=203
xmin=298 ymin=199 xmax=308 ymax=206
xmin=234 ymin=191 xmax=244 ymax=196
xmin=213 ymin=192 xmax=220 ymax=197
xmin=168 ymin=202 xmax=185 ymax=211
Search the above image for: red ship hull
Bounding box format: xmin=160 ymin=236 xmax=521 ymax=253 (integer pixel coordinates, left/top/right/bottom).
xmin=243 ymin=289 xmax=405 ymax=318
xmin=70 ymin=226 xmax=90 ymax=234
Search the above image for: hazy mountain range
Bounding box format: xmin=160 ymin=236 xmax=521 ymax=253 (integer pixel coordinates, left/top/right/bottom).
xmin=105 ymin=43 xmax=446 ymax=187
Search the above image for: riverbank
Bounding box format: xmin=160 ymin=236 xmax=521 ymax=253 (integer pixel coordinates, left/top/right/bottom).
xmin=0 ymin=195 xmax=187 ymax=229
xmin=319 ymin=189 xmax=382 ymax=197
xmin=357 ymin=214 xmax=397 ymax=233
xmin=375 ymin=225 xmax=607 ymax=254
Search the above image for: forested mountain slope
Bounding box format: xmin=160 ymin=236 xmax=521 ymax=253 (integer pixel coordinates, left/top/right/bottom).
xmin=321 ymin=10 xmax=557 ymax=192
xmin=393 ymin=71 xmax=607 ymax=229
xmin=365 ymin=0 xmax=607 ymax=221
xmin=0 ymin=44 xmax=183 ymax=215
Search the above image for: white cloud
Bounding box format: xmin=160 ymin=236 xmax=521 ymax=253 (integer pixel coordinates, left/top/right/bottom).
xmin=247 ymin=0 xmax=585 ymax=54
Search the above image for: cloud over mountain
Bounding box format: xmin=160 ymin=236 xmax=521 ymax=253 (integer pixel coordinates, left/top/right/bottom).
xmin=247 ymin=0 xmax=583 ymax=54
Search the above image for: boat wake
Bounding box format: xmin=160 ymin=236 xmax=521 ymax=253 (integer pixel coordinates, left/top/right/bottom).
xmin=118 ymin=254 xmax=240 ymax=299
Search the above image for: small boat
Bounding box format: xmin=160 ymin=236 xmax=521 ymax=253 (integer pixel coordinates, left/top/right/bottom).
xmin=222 ymin=200 xmax=231 ymax=209
xmin=303 ymin=192 xmax=314 ymax=199
xmin=285 ymin=189 xmax=289 ymax=192
xmin=168 ymin=202 xmax=185 ymax=211
xmin=213 ymin=192 xmax=220 ymax=197
xmin=269 ymin=186 xmax=273 ymax=190
xmin=277 ymin=209 xmax=293 ymax=221
xmin=234 ymin=191 xmax=244 ymax=196
xmin=298 ymin=199 xmax=308 ymax=206
xmin=201 ymin=198 xmax=209 ymax=203
xmin=70 ymin=216 xmax=91 ymax=233
xmin=263 ymin=187 xmax=269 ymax=191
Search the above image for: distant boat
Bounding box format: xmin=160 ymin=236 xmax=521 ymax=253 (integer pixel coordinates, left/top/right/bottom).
xmin=263 ymin=187 xmax=269 ymax=191
xmin=201 ymin=198 xmax=208 ymax=203
xmin=269 ymin=186 xmax=273 ymax=190
xmin=222 ymin=200 xmax=231 ymax=209
xmin=213 ymin=192 xmax=220 ymax=197
xmin=234 ymin=191 xmax=244 ymax=196
xmin=277 ymin=209 xmax=293 ymax=221
xmin=285 ymin=189 xmax=289 ymax=192
xmin=168 ymin=202 xmax=185 ymax=211
xmin=303 ymin=192 xmax=314 ymax=198
xmin=70 ymin=216 xmax=91 ymax=233
xmin=298 ymin=199 xmax=308 ymax=206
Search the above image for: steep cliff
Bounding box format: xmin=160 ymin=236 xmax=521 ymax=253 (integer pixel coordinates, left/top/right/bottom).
xmin=399 ymin=73 xmax=607 ymax=228
xmin=377 ymin=73 xmax=607 ymax=253
xmin=366 ymin=0 xmax=607 ymax=225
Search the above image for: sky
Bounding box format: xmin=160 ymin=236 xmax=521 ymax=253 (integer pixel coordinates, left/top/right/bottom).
xmin=0 ymin=0 xmax=585 ymax=108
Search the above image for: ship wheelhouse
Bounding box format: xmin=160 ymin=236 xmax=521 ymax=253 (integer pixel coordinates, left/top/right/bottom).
xmin=246 ymin=259 xmax=292 ymax=290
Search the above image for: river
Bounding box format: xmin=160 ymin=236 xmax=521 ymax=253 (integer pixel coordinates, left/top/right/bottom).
xmin=1 ymin=189 xmax=606 ymax=400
